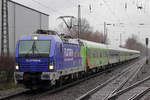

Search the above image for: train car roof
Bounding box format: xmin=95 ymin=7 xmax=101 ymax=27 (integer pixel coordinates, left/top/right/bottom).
xmin=108 ymin=45 xmax=140 ymax=53
xmin=19 ymin=34 xmax=53 ymax=40
xmin=80 ymin=39 xmax=140 ymax=53
xmin=80 ymin=39 xmax=107 ymax=49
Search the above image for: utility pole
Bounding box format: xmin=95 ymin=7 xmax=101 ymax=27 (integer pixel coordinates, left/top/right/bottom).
xmin=1 ymin=0 xmax=9 ymax=56
xmin=146 ymin=38 xmax=149 ymax=64
xmin=104 ymin=21 xmax=106 ymax=44
xmin=120 ymin=33 xmax=122 ymax=47
xmin=78 ymin=4 xmax=81 ymax=39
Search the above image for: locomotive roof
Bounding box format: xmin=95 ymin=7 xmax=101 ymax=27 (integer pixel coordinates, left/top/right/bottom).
xmin=19 ymin=34 xmax=61 ymax=42
xmin=18 ymin=34 xmax=80 ymax=45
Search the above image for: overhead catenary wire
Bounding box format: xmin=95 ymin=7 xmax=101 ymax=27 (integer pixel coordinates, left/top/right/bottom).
xmin=134 ymin=0 xmax=150 ymax=24
xmin=138 ymin=0 xmax=150 ymax=18
xmin=102 ymin=0 xmax=121 ymax=23
xmin=30 ymin=0 xmax=65 ymax=15
xmin=123 ymin=0 xmax=134 ymax=26
xmin=29 ymin=0 xmax=150 ymax=33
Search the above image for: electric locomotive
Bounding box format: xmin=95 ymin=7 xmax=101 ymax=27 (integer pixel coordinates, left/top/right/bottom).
xmin=14 ymin=30 xmax=83 ymax=88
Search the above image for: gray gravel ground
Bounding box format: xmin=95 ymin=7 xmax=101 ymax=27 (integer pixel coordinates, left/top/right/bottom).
xmin=87 ymin=58 xmax=145 ymax=100
xmin=136 ymin=61 xmax=150 ymax=100
xmin=125 ymin=60 xmax=150 ymax=89
xmin=115 ymin=74 xmax=150 ymax=100
xmin=114 ymin=59 xmax=150 ymax=100
xmin=96 ymin=58 xmax=150 ymax=100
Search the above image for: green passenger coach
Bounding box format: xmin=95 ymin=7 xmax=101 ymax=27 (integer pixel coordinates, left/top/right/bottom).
xmin=80 ymin=39 xmax=140 ymax=72
xmin=80 ymin=40 xmax=109 ymax=69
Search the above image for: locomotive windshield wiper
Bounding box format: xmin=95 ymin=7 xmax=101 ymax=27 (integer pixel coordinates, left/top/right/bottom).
xmin=25 ymin=41 xmax=40 ymax=58
xmin=31 ymin=41 xmax=41 ymax=57
xmin=25 ymin=48 xmax=32 ymax=57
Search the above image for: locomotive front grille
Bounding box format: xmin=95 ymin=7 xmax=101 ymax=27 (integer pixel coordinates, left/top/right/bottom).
xmin=19 ymin=62 xmax=49 ymax=72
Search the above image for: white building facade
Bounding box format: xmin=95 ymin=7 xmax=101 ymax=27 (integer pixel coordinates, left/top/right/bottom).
xmin=0 ymin=0 xmax=49 ymax=55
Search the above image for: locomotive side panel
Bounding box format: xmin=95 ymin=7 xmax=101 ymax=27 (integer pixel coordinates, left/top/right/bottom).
xmin=55 ymin=43 xmax=85 ymax=76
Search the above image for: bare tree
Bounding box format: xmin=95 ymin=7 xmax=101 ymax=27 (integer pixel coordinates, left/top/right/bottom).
xmin=125 ymin=35 xmax=138 ymax=50
xmin=124 ymin=34 xmax=146 ymax=56
xmin=92 ymin=31 xmax=108 ymax=44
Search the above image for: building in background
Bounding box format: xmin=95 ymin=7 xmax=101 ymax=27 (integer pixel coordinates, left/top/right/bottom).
xmin=0 ymin=0 xmax=49 ymax=55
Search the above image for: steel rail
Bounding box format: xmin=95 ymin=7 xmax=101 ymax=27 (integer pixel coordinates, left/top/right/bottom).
xmin=128 ymin=87 xmax=150 ymax=100
xmin=107 ymin=74 xmax=150 ymax=100
xmin=105 ymin=58 xmax=146 ymax=99
xmin=76 ymin=58 xmax=145 ymax=100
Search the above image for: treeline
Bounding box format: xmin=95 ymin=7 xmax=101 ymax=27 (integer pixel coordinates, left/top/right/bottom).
xmin=124 ymin=34 xmax=146 ymax=56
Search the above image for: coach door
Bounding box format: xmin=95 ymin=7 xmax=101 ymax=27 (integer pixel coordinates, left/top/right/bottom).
xmin=59 ymin=44 xmax=63 ymax=69
xmin=55 ymin=43 xmax=63 ymax=70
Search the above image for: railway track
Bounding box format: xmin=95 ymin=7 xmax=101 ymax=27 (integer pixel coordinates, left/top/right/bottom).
xmin=107 ymin=74 xmax=150 ymax=100
xmin=77 ymin=58 xmax=146 ymax=100
xmin=0 ymin=58 xmax=140 ymax=100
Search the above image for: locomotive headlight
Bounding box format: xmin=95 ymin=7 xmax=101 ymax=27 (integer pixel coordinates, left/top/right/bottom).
xmin=49 ymin=65 xmax=54 ymax=70
xmin=49 ymin=62 xmax=54 ymax=70
xmin=33 ymin=36 xmax=38 ymax=40
xmin=16 ymin=65 xmax=19 ymax=70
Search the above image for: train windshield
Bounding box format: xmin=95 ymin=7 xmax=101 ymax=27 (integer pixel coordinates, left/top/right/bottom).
xmin=19 ymin=40 xmax=50 ymax=57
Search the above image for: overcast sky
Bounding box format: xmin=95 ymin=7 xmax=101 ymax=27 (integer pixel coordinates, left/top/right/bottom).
xmin=13 ymin=0 xmax=150 ymax=46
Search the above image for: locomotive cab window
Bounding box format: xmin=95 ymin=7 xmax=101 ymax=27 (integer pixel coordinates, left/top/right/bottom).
xmin=19 ymin=40 xmax=50 ymax=57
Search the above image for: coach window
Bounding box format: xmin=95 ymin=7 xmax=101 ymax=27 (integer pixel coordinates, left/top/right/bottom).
xmin=98 ymin=52 xmax=100 ymax=58
xmin=93 ymin=50 xmax=96 ymax=58
xmin=94 ymin=50 xmax=96 ymax=58
xmin=94 ymin=51 xmax=96 ymax=58
xmin=88 ymin=49 xmax=91 ymax=57
xmin=95 ymin=50 xmax=97 ymax=58
xmin=96 ymin=50 xmax=98 ymax=58
xmin=93 ymin=53 xmax=95 ymax=58
xmin=103 ymin=51 xmax=104 ymax=57
xmin=100 ymin=52 xmax=102 ymax=57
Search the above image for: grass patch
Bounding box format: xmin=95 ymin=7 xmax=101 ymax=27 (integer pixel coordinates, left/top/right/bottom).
xmin=0 ymin=81 xmax=23 ymax=91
